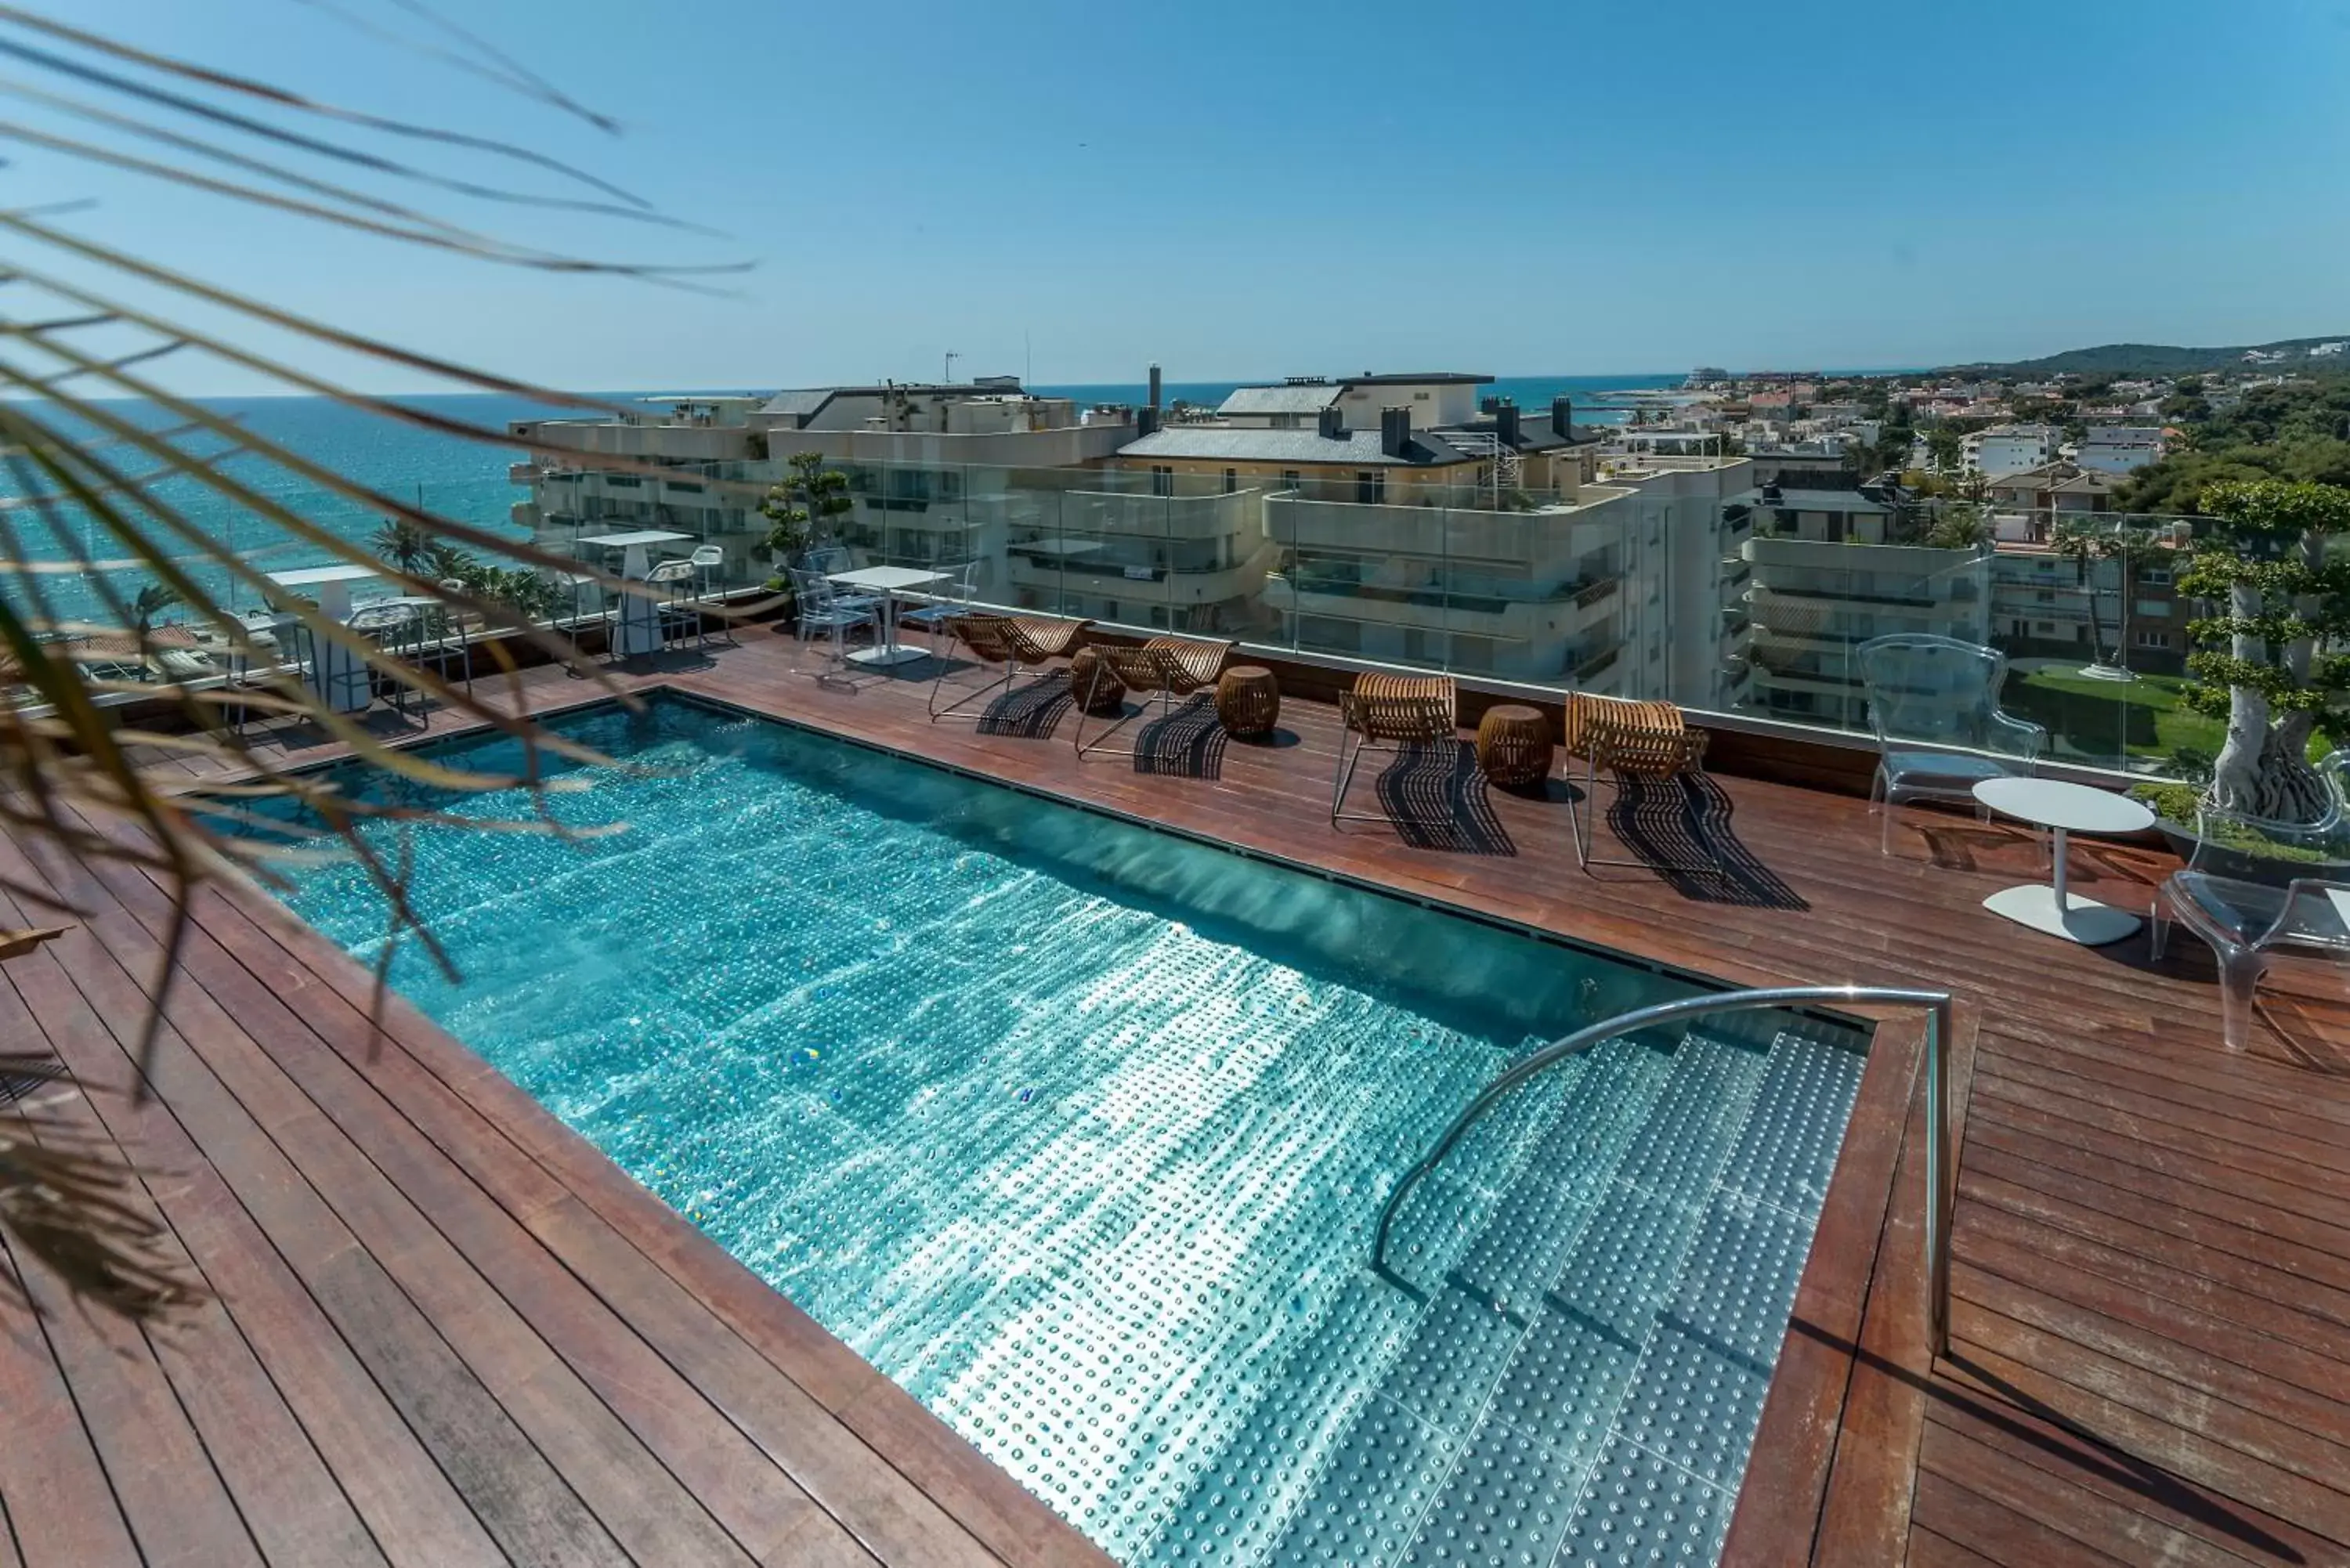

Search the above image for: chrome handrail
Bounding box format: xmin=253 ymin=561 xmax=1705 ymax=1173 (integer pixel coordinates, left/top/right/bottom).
xmin=1368 ymin=984 xmax=1955 ymax=1357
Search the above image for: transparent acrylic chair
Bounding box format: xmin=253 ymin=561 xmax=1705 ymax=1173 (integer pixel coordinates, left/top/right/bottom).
xmin=2152 ymin=759 xmax=2350 ymax=1051
xmin=1856 ymin=634 xmax=2048 ymax=854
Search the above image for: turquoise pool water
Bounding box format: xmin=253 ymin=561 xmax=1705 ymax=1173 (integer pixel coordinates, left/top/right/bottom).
xmin=266 ymin=695 xmax=1868 ymax=1567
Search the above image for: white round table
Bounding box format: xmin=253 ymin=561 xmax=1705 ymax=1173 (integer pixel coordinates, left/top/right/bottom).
xmin=1972 ymin=777 xmax=2156 ymax=945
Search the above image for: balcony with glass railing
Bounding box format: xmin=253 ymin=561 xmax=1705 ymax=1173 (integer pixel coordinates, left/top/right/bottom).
xmin=34 ymin=444 xmax=2222 ymax=781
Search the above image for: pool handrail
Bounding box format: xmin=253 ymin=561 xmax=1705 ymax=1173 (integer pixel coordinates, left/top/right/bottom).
xmin=1368 ymin=983 xmax=1956 ymax=1357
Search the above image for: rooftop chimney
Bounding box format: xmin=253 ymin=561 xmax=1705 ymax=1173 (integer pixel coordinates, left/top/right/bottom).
xmin=1552 ymin=396 xmax=1574 ymax=440
xmin=1148 ymin=363 xmax=1162 ymax=411
xmin=1318 ymin=404 xmax=1346 ymax=439
xmin=1137 ymin=405 xmax=1161 ymax=438
xmin=1380 ymin=405 xmax=1412 ymax=457
xmin=1495 ymin=400 xmax=1521 ymax=447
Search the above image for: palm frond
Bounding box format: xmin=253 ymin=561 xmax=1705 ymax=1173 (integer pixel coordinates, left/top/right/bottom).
xmin=0 ymin=3 xmax=649 ymax=202
xmin=0 ymin=5 xmax=747 ymax=1322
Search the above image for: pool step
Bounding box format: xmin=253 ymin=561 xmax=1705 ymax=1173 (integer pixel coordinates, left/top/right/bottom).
xmin=1144 ymin=1026 xmax=1861 ymax=1568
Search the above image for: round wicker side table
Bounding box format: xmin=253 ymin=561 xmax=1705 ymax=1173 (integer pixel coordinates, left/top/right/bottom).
xmin=1216 ymin=665 xmax=1280 ymax=737
xmin=1476 ymin=703 xmax=1553 ymax=786
xmin=1068 ymin=647 xmax=1126 ymax=714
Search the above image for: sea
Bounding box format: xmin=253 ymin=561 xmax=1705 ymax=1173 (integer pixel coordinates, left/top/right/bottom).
xmin=7 ymin=374 xmax=1688 ymax=626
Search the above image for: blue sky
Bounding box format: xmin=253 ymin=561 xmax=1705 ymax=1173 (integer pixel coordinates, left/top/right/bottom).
xmin=30 ymin=0 xmax=2350 ymax=393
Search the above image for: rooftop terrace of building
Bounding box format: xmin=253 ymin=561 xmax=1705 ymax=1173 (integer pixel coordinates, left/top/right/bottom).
xmin=13 ymin=622 xmax=2350 ymax=1567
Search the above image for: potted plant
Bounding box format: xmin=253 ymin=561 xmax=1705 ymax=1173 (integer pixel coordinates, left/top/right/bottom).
xmin=2138 ymin=479 xmax=2350 ymax=874
xmin=760 ymin=451 xmax=853 ymax=572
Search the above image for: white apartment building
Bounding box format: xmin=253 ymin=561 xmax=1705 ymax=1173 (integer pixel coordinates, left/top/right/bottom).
xmin=1259 ymin=457 xmax=1757 ymax=703
xmin=1969 ymin=424 xmax=2061 ymax=478
xmin=2075 ymin=425 xmax=2167 ymax=476
xmin=510 ymin=382 xmax=1137 ymax=606
xmin=1741 ymin=535 xmax=1994 ymax=729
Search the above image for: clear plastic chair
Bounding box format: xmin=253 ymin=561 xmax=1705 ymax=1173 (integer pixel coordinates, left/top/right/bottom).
xmin=898 ymin=558 xmax=981 ymax=650
xmin=786 ymin=565 xmax=875 ymax=675
xmin=803 ymin=545 xmax=881 ymax=614
xmin=2153 ymin=761 xmax=2350 ymax=1050
xmin=1857 ymin=634 xmax=2047 ymax=854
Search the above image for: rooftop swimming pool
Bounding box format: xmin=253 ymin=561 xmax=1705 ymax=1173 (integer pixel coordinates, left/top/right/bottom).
xmin=265 ymin=693 xmax=1870 ymax=1567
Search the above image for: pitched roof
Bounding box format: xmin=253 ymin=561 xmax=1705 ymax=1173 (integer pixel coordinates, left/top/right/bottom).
xmin=760 ymin=388 xmax=834 ymax=417
xmin=1217 ymin=385 xmax=1342 ymax=416
xmin=1116 ymin=427 xmax=1473 ymax=467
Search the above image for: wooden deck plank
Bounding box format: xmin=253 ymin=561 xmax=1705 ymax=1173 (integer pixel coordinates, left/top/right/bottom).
xmin=39 ymin=856 xmax=770 ymax=1568
xmin=0 ymin=1225 xmax=143 ymax=1568
xmin=1 ymin=628 xmax=2344 ymax=1566
xmin=0 ymin=851 xmax=634 ymax=1568
xmin=1908 ymin=1447 xmax=2162 ymax=1568
xmin=0 ymin=924 xmax=508 ymax=1567
xmin=1922 ymin=1387 xmax=2346 ymax=1567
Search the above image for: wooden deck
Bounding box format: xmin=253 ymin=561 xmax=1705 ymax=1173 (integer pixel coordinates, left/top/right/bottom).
xmin=11 ymin=626 xmax=2350 ymax=1566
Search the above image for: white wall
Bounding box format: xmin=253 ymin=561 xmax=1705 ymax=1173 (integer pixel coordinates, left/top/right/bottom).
xmin=1974 ymin=434 xmax=2052 ymax=477
xmin=1334 ymin=381 xmax=1482 ymax=428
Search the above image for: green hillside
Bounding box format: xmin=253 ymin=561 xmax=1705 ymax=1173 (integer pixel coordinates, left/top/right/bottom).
xmin=1945 ymin=337 xmax=2350 ymax=378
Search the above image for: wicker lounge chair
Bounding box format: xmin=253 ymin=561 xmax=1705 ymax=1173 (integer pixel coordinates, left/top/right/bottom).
xmin=1562 ymin=692 xmax=1714 ymax=873
xmin=1331 ymin=672 xmax=1458 ymax=827
xmin=927 ymin=611 xmax=1093 ymax=722
xmin=1072 ymin=634 xmax=1234 ymax=759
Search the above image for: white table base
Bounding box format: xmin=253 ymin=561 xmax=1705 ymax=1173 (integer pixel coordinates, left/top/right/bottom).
xmin=1982 ymin=883 xmax=2141 ymax=945
xmin=1981 ymin=823 xmax=2141 ymax=945
xmin=613 ymin=591 xmax=663 ymax=657
xmin=847 ymin=644 xmax=928 ymax=667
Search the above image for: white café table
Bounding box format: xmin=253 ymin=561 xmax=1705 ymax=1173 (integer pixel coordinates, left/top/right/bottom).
xmin=827 ymin=565 xmax=946 ymax=667
xmin=1972 ymin=776 xmax=2156 ymax=945
xmin=578 ymin=530 xmax=693 ymax=657
xmin=265 ymin=562 xmax=382 ymax=712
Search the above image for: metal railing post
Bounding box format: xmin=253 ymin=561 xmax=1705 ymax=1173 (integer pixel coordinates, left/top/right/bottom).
xmin=1368 ymin=984 xmax=1954 ymax=1360
xmin=1925 ymin=992 xmax=1952 ymax=1360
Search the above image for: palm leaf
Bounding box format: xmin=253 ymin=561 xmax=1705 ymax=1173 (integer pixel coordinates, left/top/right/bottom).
xmin=0 ymin=5 xmax=746 ymax=1321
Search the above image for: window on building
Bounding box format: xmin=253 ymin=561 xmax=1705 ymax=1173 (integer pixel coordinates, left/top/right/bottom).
xmin=1355 ymin=471 xmax=1384 ymax=503
xmin=2135 ymin=629 xmax=2172 ymax=649
xmin=2034 ymin=620 xmax=2058 ymax=634
xmin=1223 ymin=468 xmax=1238 ymax=494
xmin=1150 ymin=465 xmax=1173 ymax=498
xmin=1281 ymin=469 xmax=1302 ymax=493
xmin=604 ymin=474 xmax=642 ymax=489
xmin=2135 ymin=598 xmax=2169 ymax=618
xmin=2138 ymin=565 xmax=2171 ymax=586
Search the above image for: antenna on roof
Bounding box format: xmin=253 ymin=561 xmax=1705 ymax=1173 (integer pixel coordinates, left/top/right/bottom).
xmin=944 ymin=349 xmax=960 ymax=384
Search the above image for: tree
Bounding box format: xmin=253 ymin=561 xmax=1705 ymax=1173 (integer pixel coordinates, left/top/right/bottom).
xmin=1919 ymin=502 xmax=1989 ymax=550
xmin=1925 ymin=426 xmax=1965 ymax=474
xmin=761 ymin=451 xmax=854 ymax=560
xmin=425 ymin=542 xmax=480 ymax=585
xmin=370 ymin=515 xmax=434 ymax=575
xmin=2178 ymin=480 xmax=2350 ymax=820
xmin=2051 ymin=517 xmax=2157 ymax=670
